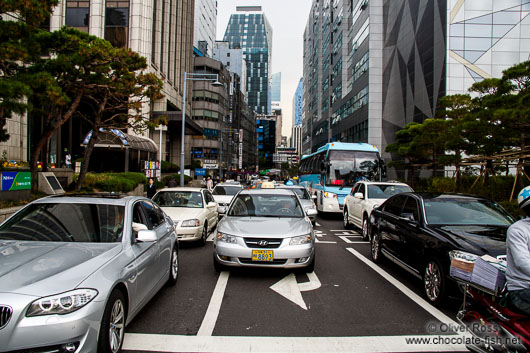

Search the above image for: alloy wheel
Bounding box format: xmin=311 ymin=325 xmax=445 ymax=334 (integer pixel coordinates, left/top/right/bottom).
xmin=424 ymin=261 xmax=442 ymax=302
xmin=109 ymin=299 xmax=125 ymax=353
xmin=362 ymin=218 xmax=368 ymax=240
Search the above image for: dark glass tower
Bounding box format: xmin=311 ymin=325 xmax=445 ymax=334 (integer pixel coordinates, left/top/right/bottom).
xmin=223 ymin=6 xmax=273 ymax=115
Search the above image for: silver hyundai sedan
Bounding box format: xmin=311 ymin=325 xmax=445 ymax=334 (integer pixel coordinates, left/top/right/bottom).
xmin=0 ymin=194 xmax=178 ymax=353
xmin=213 ymin=189 xmax=317 ymax=272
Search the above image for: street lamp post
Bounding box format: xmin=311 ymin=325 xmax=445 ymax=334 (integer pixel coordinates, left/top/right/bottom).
xmin=180 ymin=72 xmax=223 ymax=187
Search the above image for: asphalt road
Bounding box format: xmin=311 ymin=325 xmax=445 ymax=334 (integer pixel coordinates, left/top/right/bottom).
xmin=123 ymin=213 xmax=470 ymax=353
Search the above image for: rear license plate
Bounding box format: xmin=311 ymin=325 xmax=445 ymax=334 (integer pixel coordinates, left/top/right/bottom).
xmin=252 ymin=250 xmax=274 ymax=262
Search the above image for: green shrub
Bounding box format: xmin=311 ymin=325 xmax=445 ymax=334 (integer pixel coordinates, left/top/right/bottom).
xmin=161 ymin=161 xmax=179 ymax=172
xmin=76 ymin=172 xmax=146 ymax=193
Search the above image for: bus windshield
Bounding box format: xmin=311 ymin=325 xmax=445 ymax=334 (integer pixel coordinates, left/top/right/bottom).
xmin=327 ymin=150 xmax=380 ymax=186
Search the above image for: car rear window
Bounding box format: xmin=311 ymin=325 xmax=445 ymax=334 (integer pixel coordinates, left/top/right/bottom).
xmin=0 ymin=203 xmax=125 ymax=242
xmin=212 ymin=186 xmax=242 ymax=196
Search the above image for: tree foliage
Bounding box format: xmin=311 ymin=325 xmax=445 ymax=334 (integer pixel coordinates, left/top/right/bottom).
xmin=0 ymin=0 xmax=59 ymax=142
xmin=387 ymin=60 xmax=530 ymax=195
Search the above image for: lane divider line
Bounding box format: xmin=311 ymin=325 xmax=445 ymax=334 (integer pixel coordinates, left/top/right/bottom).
xmin=345 ymin=248 xmax=457 ymax=326
xmin=196 ymin=271 xmax=230 ymax=336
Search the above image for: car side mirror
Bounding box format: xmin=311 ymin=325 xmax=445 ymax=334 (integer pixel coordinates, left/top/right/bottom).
xmin=137 ymin=230 xmax=157 ymax=242
xmin=207 ymin=201 xmax=217 ymax=208
xmin=354 ymin=192 xmax=364 ymax=199
xmin=400 ymin=212 xmax=417 ymax=223
xmin=217 ymin=206 xmax=227 ymax=214
xmin=306 ymin=209 xmax=318 ymax=217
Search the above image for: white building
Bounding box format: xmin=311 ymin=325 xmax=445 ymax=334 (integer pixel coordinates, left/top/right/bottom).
xmin=212 ymin=41 xmax=247 ymax=98
xmin=194 ymin=0 xmax=217 ymax=56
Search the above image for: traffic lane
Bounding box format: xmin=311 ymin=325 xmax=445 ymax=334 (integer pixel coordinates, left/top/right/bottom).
xmin=126 ymin=241 xmax=217 ymax=335
xmin=212 ymin=238 xmax=447 ymax=337
xmin=315 ymin=213 xmax=463 ymax=320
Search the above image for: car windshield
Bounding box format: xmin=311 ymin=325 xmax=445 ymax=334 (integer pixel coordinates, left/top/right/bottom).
xmin=367 ymin=184 xmax=412 ymax=199
xmin=0 ymin=203 xmax=125 ymax=242
xmin=424 ymin=199 xmax=514 ymax=225
xmin=282 ymin=187 xmax=310 ymax=200
xmin=212 ymin=186 xmax=241 ymax=196
xmin=228 ymin=194 xmax=304 ymax=218
xmin=153 ymin=191 xmax=203 ymax=208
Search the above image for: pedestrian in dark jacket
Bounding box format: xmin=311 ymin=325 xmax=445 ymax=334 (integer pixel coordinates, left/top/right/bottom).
xmin=146 ymin=178 xmax=157 ymax=199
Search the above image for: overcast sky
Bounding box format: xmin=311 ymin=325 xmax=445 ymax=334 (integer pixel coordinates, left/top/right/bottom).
xmin=216 ymin=0 xmax=313 ymax=140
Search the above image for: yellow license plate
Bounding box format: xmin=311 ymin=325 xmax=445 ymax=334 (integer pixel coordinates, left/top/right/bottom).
xmin=252 ymin=250 xmax=274 ymax=262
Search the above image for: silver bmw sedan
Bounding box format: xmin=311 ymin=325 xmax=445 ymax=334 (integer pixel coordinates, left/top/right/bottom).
xmin=0 ymin=194 xmax=179 ymax=353
xmin=214 ymin=189 xmax=317 ymax=272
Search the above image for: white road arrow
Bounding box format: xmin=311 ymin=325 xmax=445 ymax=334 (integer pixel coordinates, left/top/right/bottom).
xmin=269 ymin=272 xmax=321 ymax=310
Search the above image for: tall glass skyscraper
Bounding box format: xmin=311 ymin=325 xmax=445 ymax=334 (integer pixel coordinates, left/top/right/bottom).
xmin=271 ymin=72 xmax=281 ymax=112
xmin=223 ymin=6 xmax=273 ymax=115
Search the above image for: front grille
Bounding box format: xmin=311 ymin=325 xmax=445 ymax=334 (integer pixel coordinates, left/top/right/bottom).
xmin=0 ymin=305 xmax=13 ymax=329
xmin=244 ymin=238 xmax=283 ymax=248
xmin=239 ymin=258 xmax=287 ymax=265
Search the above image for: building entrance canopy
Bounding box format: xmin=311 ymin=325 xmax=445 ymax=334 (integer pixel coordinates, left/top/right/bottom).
xmin=82 ymin=128 xmax=158 ymax=153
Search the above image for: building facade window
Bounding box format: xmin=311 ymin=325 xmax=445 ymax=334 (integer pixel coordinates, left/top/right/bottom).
xmin=66 ymin=1 xmax=90 ymax=32
xmin=105 ymin=0 xmax=130 ymax=48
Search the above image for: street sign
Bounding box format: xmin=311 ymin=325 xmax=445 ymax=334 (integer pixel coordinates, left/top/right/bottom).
xmin=1 ymin=172 xmax=31 ymax=191
xmin=195 ymin=168 xmax=206 ymax=176
xmin=203 ymin=163 xmax=218 ymax=169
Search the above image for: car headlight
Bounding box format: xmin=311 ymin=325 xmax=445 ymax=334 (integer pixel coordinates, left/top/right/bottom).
xmin=290 ymin=234 xmax=312 ymax=245
xmin=26 ymin=289 xmax=98 ymax=317
xmin=217 ymin=232 xmax=237 ymax=244
xmin=324 ymin=192 xmax=337 ymax=198
xmin=181 ymin=219 xmax=200 ymax=227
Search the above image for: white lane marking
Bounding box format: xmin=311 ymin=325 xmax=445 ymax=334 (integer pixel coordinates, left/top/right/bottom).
xmin=345 ymin=241 xmax=370 ymax=244
xmin=206 ymin=233 xmax=215 ymax=242
xmin=299 ymin=271 xmax=322 ymax=292
xmin=345 ymin=248 xmax=458 ymax=326
xmin=196 ymin=271 xmax=229 ymax=336
xmin=315 ymin=222 xmax=321 ymax=226
xmin=339 ymin=236 xmax=363 ymax=243
xmin=314 ymin=230 xmax=326 ymax=238
xmin=331 ymin=229 xmax=358 ymax=232
xmin=315 ymin=238 xmax=337 ymax=244
xmin=123 ymin=334 xmax=466 ymax=352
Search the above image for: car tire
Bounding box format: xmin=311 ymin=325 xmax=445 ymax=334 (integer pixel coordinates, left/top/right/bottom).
xmin=361 ymin=216 xmax=369 ymax=241
xmin=166 ymin=246 xmax=179 ymax=286
xmin=200 ymin=222 xmax=208 ymax=246
xmin=97 ymin=289 xmax=126 ymax=353
xmin=213 ymin=254 xmax=225 ymax=272
xmin=423 ymin=259 xmax=446 ymax=306
xmin=343 ymin=208 xmax=351 ymax=229
xmin=370 ymin=230 xmax=383 ymax=263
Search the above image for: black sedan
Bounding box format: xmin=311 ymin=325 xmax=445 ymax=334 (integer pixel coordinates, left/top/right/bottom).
xmin=369 ymin=193 xmax=515 ymax=306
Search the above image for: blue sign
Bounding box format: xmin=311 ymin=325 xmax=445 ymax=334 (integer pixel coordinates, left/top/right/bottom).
xmin=195 ymin=168 xmax=206 ymax=176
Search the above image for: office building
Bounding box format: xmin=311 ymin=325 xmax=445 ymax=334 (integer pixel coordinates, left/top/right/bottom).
xmin=291 ymin=125 xmax=303 ymax=158
xmin=256 ymin=115 xmax=277 ymax=169
xmin=303 ymin=0 xmax=530 ymax=171
xmin=212 ymin=41 xmax=247 ymax=98
xmin=293 ymin=78 xmax=303 ymax=127
xmin=194 ymin=0 xmax=217 ymax=57
xmin=11 ymin=0 xmax=197 ymax=172
xmin=303 ymin=0 xmax=381 ymax=154
xmin=223 ymin=6 xmax=273 ymax=115
xmin=271 ymin=72 xmax=281 ymax=112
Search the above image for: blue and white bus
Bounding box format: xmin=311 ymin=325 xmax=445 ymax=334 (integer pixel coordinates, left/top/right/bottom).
xmin=299 ymin=142 xmax=386 ymax=213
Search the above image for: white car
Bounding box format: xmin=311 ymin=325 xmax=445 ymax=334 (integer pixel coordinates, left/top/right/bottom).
xmin=343 ymin=181 xmax=413 ymax=240
xmin=211 ymin=183 xmax=243 ymax=207
xmin=152 ymin=187 xmax=218 ymax=245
